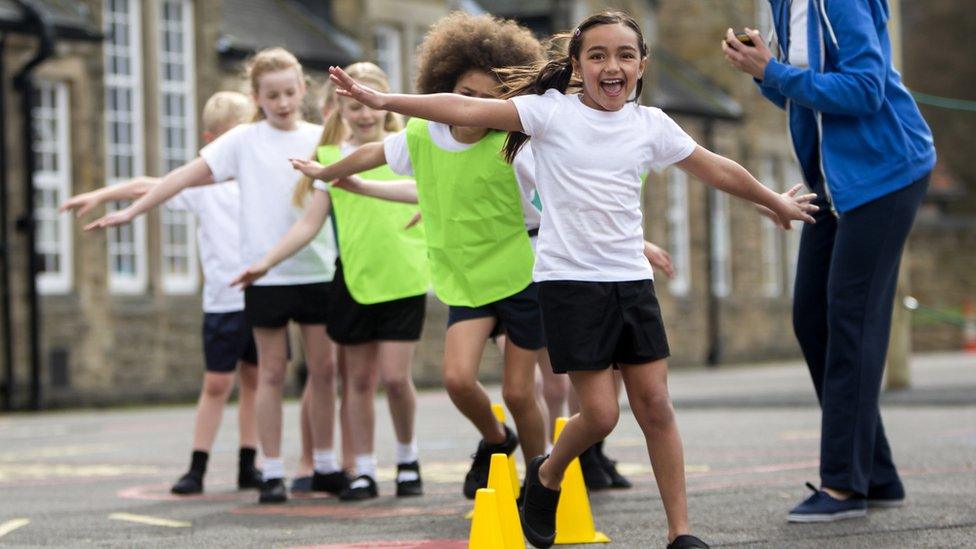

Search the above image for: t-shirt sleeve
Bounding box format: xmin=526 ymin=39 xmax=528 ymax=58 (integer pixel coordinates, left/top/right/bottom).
xmin=509 ymin=89 xmax=561 ymax=137
xmin=312 ymin=181 xmax=330 ymax=192
xmin=645 ymin=108 xmax=698 ymax=172
xmin=165 ymin=189 xmax=192 ymax=213
xmin=382 ymin=130 xmax=413 ymax=176
xmin=199 ymin=124 xmax=246 ymax=182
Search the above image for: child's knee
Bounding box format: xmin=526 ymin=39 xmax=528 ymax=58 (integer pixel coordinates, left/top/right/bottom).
xmin=381 ymin=372 xmax=412 ymax=397
xmin=442 ymin=366 xmax=476 ymax=397
xmin=502 ymin=382 xmax=535 ymax=411
xmin=582 ymin=403 xmax=619 ymax=437
xmin=203 ymin=375 xmax=233 ymax=398
xmin=634 ymin=390 xmax=675 ymax=429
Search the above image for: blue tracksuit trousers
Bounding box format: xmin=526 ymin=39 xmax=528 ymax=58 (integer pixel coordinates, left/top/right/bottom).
xmin=792 ymin=174 xmax=929 ymax=495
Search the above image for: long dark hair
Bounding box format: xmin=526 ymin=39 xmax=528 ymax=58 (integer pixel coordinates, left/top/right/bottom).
xmin=499 ymin=10 xmax=648 ymax=163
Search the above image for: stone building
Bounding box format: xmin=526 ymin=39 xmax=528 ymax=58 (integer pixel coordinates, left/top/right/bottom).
xmin=1 ymin=0 xmax=971 ymax=409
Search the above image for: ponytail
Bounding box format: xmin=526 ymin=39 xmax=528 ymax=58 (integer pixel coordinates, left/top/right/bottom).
xmin=498 ymin=48 xmax=578 ymax=163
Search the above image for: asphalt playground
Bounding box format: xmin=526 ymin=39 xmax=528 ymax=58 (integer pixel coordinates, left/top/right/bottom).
xmin=0 ymin=352 xmax=974 ymax=548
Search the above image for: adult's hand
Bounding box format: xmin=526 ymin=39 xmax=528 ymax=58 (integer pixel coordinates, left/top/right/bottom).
xmin=722 ymin=27 xmax=774 ymax=80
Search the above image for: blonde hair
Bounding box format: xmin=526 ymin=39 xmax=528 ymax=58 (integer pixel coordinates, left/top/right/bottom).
xmin=245 ymin=47 xmax=305 ymax=121
xmin=201 ymin=91 xmax=255 ymax=135
xmin=293 ymin=62 xmax=402 ymax=206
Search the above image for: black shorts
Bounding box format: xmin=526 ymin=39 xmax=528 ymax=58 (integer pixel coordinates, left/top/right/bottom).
xmin=244 ymin=282 xmax=330 ymax=328
xmin=327 ymin=260 xmax=426 ymax=345
xmin=538 ymin=280 xmax=670 ymax=373
xmin=447 ymin=283 xmax=545 ymax=351
xmin=202 ymin=311 xmax=258 ymax=373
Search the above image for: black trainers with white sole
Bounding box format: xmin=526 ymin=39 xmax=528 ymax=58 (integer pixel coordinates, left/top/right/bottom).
xmin=463 ymin=424 xmax=518 ymax=499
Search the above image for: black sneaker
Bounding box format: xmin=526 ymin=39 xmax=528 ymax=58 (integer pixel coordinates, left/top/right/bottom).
xmin=520 ymin=455 xmax=560 ymax=549
xmin=579 ymin=444 xmax=612 ymax=491
xmin=395 ymin=461 xmax=423 ymax=497
xmin=339 ymin=475 xmax=379 ymax=501
xmin=667 ymin=534 xmax=710 ymax=549
xmin=463 ymin=424 xmax=519 ymax=499
xmin=596 ymin=444 xmax=632 ymax=489
xmin=312 ymin=470 xmax=350 ymax=495
xmin=170 ymin=472 xmax=203 ymax=495
xmin=237 ymin=467 xmax=263 ymax=490
xmin=259 ymin=478 xmax=287 ymax=504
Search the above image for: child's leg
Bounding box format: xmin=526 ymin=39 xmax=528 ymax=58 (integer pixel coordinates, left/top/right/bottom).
xmin=342 ymin=342 xmax=380 ymax=460
xmin=502 ymin=338 xmax=547 ymax=465
xmin=377 ymin=341 xmax=418 ymax=447
xmin=298 ymin=323 xmax=338 ymax=455
xmin=619 ymin=359 xmax=690 ymax=540
xmin=538 ymin=369 xmax=618 ymax=488
xmin=237 ymin=362 xmax=259 ymax=450
xmin=442 ymin=318 xmax=506 ymax=442
xmin=253 ymin=327 xmax=289 ymax=462
xmin=338 ymin=348 xmax=356 ymax=472
xmin=191 ymin=372 xmax=235 ymax=452
xmin=297 ymin=381 xmax=314 ymax=476
xmin=536 ymin=349 xmax=568 ymax=442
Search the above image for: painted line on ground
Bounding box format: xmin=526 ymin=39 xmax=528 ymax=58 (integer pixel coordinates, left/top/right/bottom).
xmin=0 ymin=518 xmax=30 ymax=538
xmin=108 ymin=512 xmax=191 ymax=528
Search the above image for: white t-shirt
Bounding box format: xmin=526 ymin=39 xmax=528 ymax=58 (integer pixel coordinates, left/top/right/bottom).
xmin=510 ymin=89 xmax=696 ymax=282
xmin=200 ymin=120 xmax=337 ymax=285
xmin=167 ymin=182 xmax=244 ymax=313
xmin=789 ymin=0 xmax=810 ymax=68
xmin=383 ymin=121 xmax=542 ymax=230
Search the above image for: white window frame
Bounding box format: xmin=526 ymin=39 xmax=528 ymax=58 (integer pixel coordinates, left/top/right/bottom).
xmin=666 ymin=169 xmax=691 ymax=297
xmin=760 ymin=157 xmax=783 ymax=297
xmin=710 ymin=188 xmax=732 ymax=298
xmin=32 ymin=81 xmax=73 ymax=295
xmin=373 ymin=24 xmax=403 ymax=93
xmin=157 ymin=0 xmax=198 ymax=294
xmin=103 ymin=0 xmax=147 ymax=294
xmin=784 ymin=162 xmax=804 ymax=295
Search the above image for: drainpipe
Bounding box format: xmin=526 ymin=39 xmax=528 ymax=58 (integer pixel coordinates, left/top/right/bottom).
xmin=702 ymin=119 xmax=721 ymax=366
xmin=0 ymin=33 xmax=12 ymax=411
xmin=12 ymin=0 xmax=56 ymax=410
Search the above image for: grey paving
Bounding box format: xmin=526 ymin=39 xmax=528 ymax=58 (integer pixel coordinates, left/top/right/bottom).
xmin=0 ymin=352 xmax=973 ymax=548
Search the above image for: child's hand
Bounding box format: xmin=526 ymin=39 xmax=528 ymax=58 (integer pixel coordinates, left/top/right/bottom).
xmin=329 ymin=66 xmax=387 ymax=110
xmin=230 ymin=262 xmax=269 ymax=289
xmin=290 ymin=158 xmax=329 ymax=180
xmin=770 ymin=183 xmax=818 ymax=229
xmin=84 ymin=208 xmax=135 ymax=231
xmin=404 ymin=212 xmax=422 ymax=229
xmin=60 ymin=192 xmax=101 ymax=218
xmin=643 ymin=241 xmax=675 ymax=279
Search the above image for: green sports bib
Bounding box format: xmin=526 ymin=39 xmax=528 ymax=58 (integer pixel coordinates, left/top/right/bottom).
xmin=405 ymin=119 xmax=534 ymax=307
xmin=318 ymin=145 xmax=429 ymax=304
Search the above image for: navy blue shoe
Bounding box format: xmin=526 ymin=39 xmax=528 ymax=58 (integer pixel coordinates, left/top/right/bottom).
xmin=788 ymin=482 xmax=867 ymax=523
xmin=289 ymin=475 xmax=313 ymax=493
xmin=866 ymin=481 xmax=905 ymax=508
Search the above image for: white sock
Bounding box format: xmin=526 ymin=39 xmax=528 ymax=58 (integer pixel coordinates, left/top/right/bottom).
xmin=313 ymin=449 xmax=339 ymax=475
xmin=354 ymin=454 xmax=377 ymax=479
xmin=395 ymin=440 xmax=418 ymax=464
xmin=262 ymin=458 xmax=284 ymax=481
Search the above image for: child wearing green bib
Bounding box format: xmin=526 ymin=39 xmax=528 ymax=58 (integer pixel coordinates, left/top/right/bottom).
xmin=234 ymin=63 xmax=428 ymax=501
xmin=291 ymin=13 xmax=550 ymax=500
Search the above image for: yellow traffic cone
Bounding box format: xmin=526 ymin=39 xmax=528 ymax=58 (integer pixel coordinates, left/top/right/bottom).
xmin=553 ymin=417 xmax=610 ymax=545
xmin=467 ymin=404 xmax=515 ymax=520
xmin=488 ymin=453 xmax=524 ymax=548
xmin=492 ymin=403 xmax=507 ymax=423
xmin=468 ymin=488 xmax=505 ymax=549
xmin=509 ymin=453 xmax=521 ymax=496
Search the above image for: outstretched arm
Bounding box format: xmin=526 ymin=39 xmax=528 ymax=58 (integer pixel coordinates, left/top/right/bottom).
xmin=290 ymin=141 xmax=388 ymax=183
xmin=676 ymin=146 xmax=818 ymax=229
xmin=329 ymin=66 xmax=523 ymax=132
xmin=331 ymin=175 xmax=418 ymax=204
xmin=84 ymin=158 xmax=213 ymax=230
xmin=60 ymin=176 xmax=160 ymax=218
xmin=231 ymin=190 xmax=333 ymax=287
